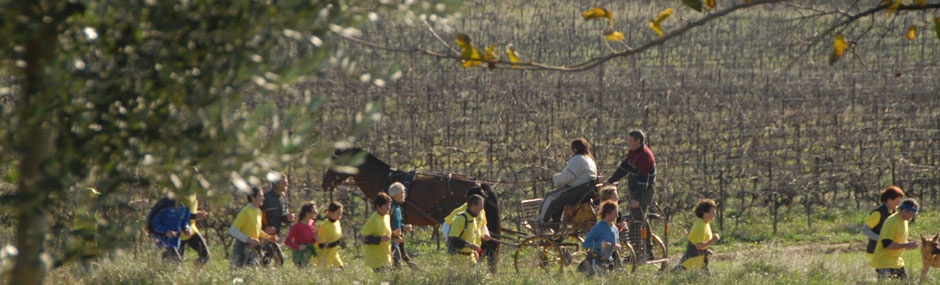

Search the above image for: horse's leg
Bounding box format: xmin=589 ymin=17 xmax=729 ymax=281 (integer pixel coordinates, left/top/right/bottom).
xmin=483 ymin=239 xmax=499 ymax=273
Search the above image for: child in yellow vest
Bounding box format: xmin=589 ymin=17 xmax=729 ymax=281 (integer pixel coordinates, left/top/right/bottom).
xmin=676 ymin=199 xmax=720 ymax=272
xmin=361 ymin=193 xmax=393 ymax=272
xmin=317 ymin=201 xmax=345 ymax=269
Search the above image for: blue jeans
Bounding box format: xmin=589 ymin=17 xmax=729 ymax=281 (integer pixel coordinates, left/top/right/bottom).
xmin=231 ymin=240 xmax=258 ymax=267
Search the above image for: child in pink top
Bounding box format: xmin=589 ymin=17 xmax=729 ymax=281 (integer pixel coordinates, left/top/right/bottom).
xmin=285 ymin=201 xmax=319 ymax=267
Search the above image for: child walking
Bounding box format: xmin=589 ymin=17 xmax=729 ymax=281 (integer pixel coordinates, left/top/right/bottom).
xmin=675 ymin=199 xmax=720 ymax=272
xmin=285 ymin=201 xmax=319 ymax=267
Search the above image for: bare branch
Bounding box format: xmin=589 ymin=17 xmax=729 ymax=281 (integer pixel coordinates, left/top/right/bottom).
xmin=785 ymin=1 xmax=940 ymax=70
xmin=340 ymin=0 xmax=939 ymax=72
xmin=339 ymin=0 xmax=785 ymax=72
xmin=421 ymin=19 xmax=460 ymax=57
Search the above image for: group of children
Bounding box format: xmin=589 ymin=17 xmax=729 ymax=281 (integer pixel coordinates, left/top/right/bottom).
xmin=148 ymin=184 xmax=346 ymax=270
xmin=148 ymin=172 xmax=922 ymax=279
xmin=579 ymin=185 xmax=719 ymax=275
xmin=359 ymin=182 xmax=493 ymax=272
xmin=581 ymin=183 xmax=923 ymax=280
xmin=147 ymin=177 xmax=493 ymax=272
xmin=228 ymin=186 xmax=346 ymax=268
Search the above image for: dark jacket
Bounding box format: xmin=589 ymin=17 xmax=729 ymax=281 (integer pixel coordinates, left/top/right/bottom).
xmin=262 ymin=190 xmax=289 ymax=234
xmin=607 ymin=144 xmax=656 ymax=192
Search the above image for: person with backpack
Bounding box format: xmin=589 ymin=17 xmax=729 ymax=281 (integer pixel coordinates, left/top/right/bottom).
xmin=443 ymin=186 xmax=492 ymax=250
xmin=317 ymin=201 xmax=345 ymax=269
xmin=284 ymin=201 xmax=319 ymax=268
xmin=229 ymin=186 xmax=275 ymax=267
xmin=149 ymin=198 xmax=192 ymax=263
xmin=447 ymin=194 xmax=485 ymax=266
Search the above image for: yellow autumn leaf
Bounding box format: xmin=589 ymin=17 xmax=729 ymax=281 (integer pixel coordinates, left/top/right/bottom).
xmin=652 ymin=8 xmax=674 ymax=25
xmin=583 ymin=7 xmax=613 ymax=20
xmin=917 ymin=0 xmax=926 ymax=7
xmin=605 ymin=30 xmax=625 ymax=41
xmin=906 ymin=26 xmax=916 ymax=41
xmin=455 ymin=33 xmax=481 ymax=67
xmin=705 ymin=0 xmax=716 ymax=11
xmin=829 ymin=35 xmax=849 ymax=64
xmin=886 ymin=0 xmax=901 ymax=16
xmin=484 ymin=44 xmax=498 ymax=69
xmin=649 ymin=8 xmax=673 ymax=37
xmin=506 ymin=44 xmax=521 ymax=69
xmin=650 ymin=22 xmax=664 ymax=37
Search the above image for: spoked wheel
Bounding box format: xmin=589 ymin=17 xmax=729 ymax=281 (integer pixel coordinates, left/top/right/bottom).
xmin=621 ymin=233 xmax=668 ymax=274
xmin=259 ymin=242 xmax=284 ymax=268
xmin=618 ymin=240 xmax=637 ymax=273
xmin=514 ymin=236 xmax=565 ymax=274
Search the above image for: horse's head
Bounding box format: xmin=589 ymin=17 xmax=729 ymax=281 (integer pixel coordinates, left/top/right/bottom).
xmin=321 ymin=148 xmax=363 ymax=191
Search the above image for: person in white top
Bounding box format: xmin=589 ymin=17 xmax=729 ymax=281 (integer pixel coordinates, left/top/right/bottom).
xmin=541 ymin=138 xmax=599 ymax=223
xmin=553 ymin=138 xmax=598 ymax=188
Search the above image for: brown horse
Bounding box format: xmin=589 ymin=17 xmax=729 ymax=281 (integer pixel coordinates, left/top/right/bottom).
xmin=321 ymin=148 xmax=501 ymax=269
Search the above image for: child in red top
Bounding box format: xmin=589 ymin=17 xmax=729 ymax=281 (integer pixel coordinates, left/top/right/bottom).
xmin=285 ymin=201 xmax=319 ymax=267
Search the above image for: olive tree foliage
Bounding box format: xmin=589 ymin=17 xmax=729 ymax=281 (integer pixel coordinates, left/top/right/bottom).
xmin=0 ymin=0 xmax=460 ymax=283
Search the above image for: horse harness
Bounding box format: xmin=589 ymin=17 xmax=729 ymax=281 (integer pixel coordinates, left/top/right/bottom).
xmin=383 ymin=168 xmax=480 ymax=225
xmin=383 ymin=168 xmax=446 ymax=224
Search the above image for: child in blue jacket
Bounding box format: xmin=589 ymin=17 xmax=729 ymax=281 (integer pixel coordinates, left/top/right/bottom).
xmin=152 ymin=204 xmax=192 ymax=262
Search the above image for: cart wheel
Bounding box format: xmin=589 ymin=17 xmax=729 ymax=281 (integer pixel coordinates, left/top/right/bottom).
xmin=260 ymin=242 xmax=284 ymax=268
xmin=649 ymin=233 xmax=668 ymax=272
xmin=618 ymin=240 xmax=637 ymax=273
xmin=622 ymin=233 xmax=667 ymax=274
xmin=514 ymin=236 xmax=565 ymax=274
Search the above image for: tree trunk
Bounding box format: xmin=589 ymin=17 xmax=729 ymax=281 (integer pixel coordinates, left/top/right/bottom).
xmin=11 ymin=128 xmax=54 ymax=285
xmin=10 ymin=1 xmax=62 ymax=284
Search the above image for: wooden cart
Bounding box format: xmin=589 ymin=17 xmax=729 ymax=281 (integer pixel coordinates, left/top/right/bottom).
xmin=497 ymin=197 xmax=670 ymax=274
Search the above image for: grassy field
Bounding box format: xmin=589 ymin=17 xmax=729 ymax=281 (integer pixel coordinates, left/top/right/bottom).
xmin=42 ymin=208 xmax=940 ymax=284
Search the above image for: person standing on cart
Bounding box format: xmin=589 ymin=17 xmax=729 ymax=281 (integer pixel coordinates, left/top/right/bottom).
xmin=605 ymin=130 xmax=656 ymax=260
